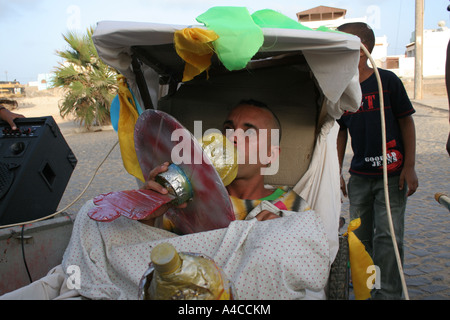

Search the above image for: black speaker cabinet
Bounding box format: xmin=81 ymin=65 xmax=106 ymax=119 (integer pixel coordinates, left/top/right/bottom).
xmin=0 ymin=116 xmax=77 ymax=226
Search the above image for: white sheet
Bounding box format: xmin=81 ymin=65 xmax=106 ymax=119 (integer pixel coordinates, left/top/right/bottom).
xmin=23 ymin=199 xmax=329 ymax=300
xmin=295 ymin=117 xmax=343 ymax=261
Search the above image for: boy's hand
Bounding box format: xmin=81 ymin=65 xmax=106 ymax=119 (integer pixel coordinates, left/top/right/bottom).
xmin=399 ymin=166 xmax=418 ymax=196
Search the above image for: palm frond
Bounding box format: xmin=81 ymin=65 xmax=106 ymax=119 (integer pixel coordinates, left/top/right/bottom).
xmin=51 ymin=27 xmax=119 ymax=128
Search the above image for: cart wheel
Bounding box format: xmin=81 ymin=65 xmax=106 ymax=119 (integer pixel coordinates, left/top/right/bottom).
xmin=327 ymin=234 xmax=349 ymax=300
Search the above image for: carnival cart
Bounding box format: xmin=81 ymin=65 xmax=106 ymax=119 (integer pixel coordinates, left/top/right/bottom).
xmin=0 ymin=7 xmax=362 ymax=300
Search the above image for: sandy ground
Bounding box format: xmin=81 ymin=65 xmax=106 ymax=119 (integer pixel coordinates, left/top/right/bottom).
xmin=11 ymin=88 xmax=74 ymax=127
xmin=9 ymin=87 xmax=112 ymax=134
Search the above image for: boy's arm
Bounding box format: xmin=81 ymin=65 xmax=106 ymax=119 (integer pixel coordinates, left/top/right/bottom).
xmin=446 ymin=40 xmax=450 ymax=155
xmin=337 ymin=126 xmax=348 ymax=197
xmin=398 ymin=115 xmax=418 ymax=196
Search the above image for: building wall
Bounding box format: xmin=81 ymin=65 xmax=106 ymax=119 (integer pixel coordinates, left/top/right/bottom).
xmin=28 ymin=73 xmax=52 ymax=91
xmin=422 ymin=28 xmax=450 ymax=77
xmin=399 ymin=27 xmax=449 ymax=78
xmin=37 ymin=73 xmax=52 ymax=91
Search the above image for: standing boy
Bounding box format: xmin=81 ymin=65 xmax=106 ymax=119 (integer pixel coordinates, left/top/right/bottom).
xmin=337 ymin=22 xmax=418 ymax=299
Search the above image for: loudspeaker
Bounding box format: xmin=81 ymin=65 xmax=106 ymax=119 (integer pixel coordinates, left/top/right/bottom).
xmin=0 ymin=116 xmax=77 ymax=226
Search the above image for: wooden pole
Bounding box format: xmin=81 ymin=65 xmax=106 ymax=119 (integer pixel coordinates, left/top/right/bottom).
xmin=414 ymin=0 xmax=424 ymax=100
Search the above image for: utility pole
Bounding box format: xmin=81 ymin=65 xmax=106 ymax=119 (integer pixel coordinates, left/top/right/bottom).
xmin=414 ymin=0 xmax=424 ymax=100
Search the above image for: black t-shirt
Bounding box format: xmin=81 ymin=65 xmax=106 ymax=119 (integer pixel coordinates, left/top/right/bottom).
xmin=337 ymin=68 xmax=415 ymax=178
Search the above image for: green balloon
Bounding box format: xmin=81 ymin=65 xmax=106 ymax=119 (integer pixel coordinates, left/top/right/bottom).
xmin=196 ymin=7 xmax=264 ymax=71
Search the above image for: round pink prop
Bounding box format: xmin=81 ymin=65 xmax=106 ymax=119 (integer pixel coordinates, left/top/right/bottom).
xmin=134 ymin=109 xmax=235 ymax=234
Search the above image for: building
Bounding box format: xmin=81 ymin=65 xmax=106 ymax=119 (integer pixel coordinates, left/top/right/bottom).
xmin=406 ymin=21 xmax=450 ymax=77
xmin=297 ymin=6 xmax=449 ymax=79
xmin=297 ymin=5 xmax=368 ymax=30
xmin=0 ymin=81 xmax=25 ymax=97
xmin=297 ymin=6 xmax=347 ymax=23
xmin=296 ymin=6 xmax=388 ymax=68
xmin=28 ymin=73 xmax=53 ymax=91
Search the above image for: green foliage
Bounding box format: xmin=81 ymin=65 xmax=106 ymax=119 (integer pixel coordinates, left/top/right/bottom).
xmin=51 ymin=27 xmax=118 ymax=128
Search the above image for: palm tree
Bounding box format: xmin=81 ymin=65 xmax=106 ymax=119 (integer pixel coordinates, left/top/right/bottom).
xmin=52 ymin=27 xmax=118 ymax=128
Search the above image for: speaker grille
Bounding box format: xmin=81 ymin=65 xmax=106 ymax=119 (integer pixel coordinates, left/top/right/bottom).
xmin=0 ymin=162 xmax=13 ymax=199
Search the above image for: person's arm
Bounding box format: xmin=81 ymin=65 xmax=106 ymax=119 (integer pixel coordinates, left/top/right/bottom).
xmin=0 ymin=106 xmax=25 ymax=130
xmin=337 ymin=126 xmax=348 ymax=197
xmin=398 ymin=115 xmax=418 ymax=196
xmin=446 ymin=40 xmax=450 ymax=112
xmin=445 ymin=40 xmax=450 ymax=155
xmin=255 ymin=210 xmax=279 ymax=221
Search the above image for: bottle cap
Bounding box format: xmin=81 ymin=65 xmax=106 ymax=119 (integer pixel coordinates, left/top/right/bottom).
xmin=150 ymin=243 xmax=182 ymax=275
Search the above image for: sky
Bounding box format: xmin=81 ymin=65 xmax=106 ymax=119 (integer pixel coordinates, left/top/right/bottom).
xmin=1 ymin=0 xmax=449 ymax=84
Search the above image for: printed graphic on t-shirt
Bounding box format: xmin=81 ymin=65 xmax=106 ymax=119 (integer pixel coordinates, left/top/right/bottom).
xmin=364 ymin=139 xmax=403 ymax=172
xmin=362 ymin=92 xmax=376 ymax=110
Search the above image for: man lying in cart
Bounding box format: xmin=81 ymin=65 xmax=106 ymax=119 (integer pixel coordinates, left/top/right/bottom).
xmin=51 ymin=99 xmax=331 ymax=300
xmin=140 ymin=99 xmax=311 ymax=228
xmin=0 ymin=100 xmax=333 ymax=301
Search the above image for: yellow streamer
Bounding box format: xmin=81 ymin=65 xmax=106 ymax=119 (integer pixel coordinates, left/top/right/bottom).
xmin=174 ymin=28 xmax=219 ymax=82
xmin=117 ymin=75 xmax=144 ymax=182
xmin=344 ymin=218 xmax=376 ymax=300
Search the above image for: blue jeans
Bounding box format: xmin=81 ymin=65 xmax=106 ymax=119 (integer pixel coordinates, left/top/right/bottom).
xmin=348 ymin=174 xmax=407 ymax=299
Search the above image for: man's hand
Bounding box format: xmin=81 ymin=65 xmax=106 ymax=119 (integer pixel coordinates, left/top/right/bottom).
xmin=255 ymin=210 xmax=280 ymax=221
xmin=139 ymin=162 xmax=187 ymax=226
xmin=141 ymin=162 xmax=171 ymax=195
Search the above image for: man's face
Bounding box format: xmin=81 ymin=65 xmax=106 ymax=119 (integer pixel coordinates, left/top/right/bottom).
xmin=222 ymin=104 xmax=280 ymax=179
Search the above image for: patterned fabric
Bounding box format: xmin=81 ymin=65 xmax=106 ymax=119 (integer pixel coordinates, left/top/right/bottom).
xmin=60 ymin=199 xmax=329 ymax=300
xmin=230 ymin=186 xmax=311 ymax=220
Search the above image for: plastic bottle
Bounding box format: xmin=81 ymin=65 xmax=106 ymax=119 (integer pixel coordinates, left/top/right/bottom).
xmin=140 ymin=242 xmax=233 ymax=300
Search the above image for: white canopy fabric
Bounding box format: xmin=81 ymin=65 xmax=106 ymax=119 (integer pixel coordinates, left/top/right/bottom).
xmin=92 ymin=20 xmax=362 ymax=118
xmin=91 ymin=20 xmax=362 ymax=262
